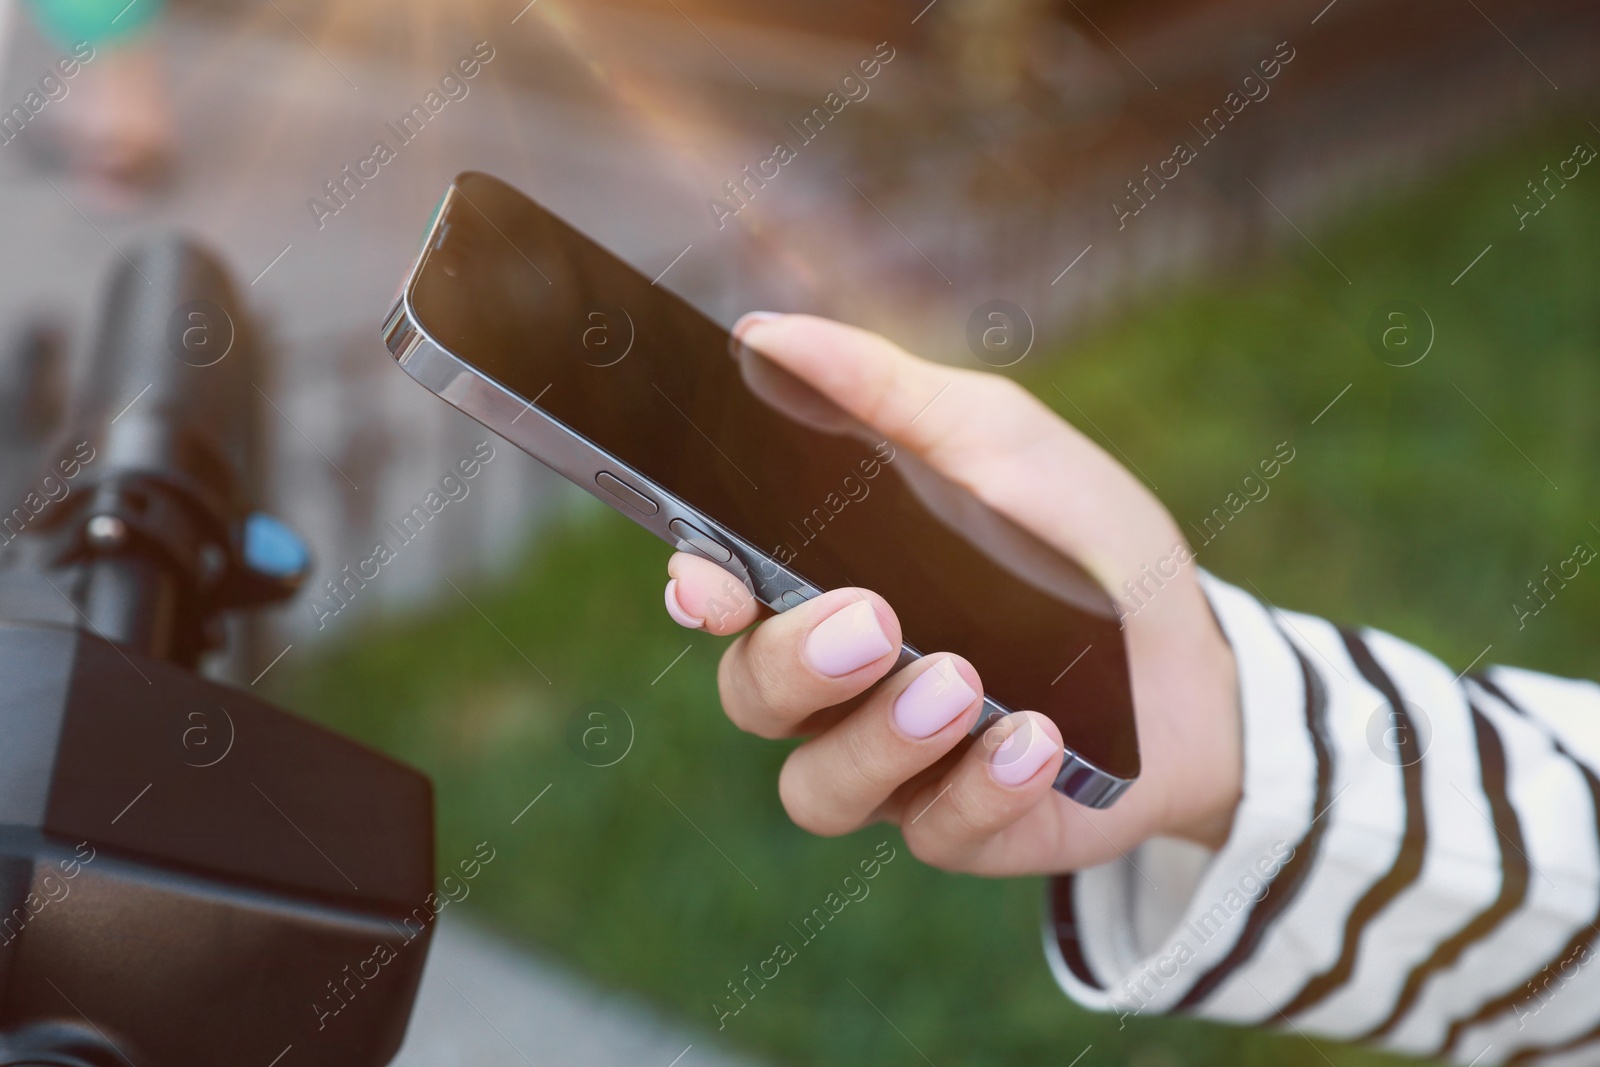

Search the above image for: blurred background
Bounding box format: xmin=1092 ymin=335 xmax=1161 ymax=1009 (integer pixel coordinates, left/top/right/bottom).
xmin=0 ymin=0 xmax=1597 ymax=1063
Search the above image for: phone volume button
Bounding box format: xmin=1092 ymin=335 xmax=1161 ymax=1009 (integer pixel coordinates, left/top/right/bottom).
xmin=595 ymin=471 xmax=658 ymax=516
xmin=667 ymin=518 xmax=733 ymax=563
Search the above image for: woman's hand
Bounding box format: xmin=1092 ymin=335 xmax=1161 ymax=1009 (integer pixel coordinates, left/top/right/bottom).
xmin=663 ymin=314 xmax=1242 ymax=876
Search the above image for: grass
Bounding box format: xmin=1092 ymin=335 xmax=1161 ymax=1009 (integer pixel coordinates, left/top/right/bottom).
xmin=280 ymin=115 xmax=1600 ymax=1067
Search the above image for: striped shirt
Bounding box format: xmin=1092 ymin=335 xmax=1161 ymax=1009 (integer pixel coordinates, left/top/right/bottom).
xmin=1048 ymin=573 xmax=1600 ymax=1065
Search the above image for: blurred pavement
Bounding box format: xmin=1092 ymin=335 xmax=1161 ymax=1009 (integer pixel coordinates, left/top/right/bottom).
xmin=394 ymin=917 xmax=763 ymax=1067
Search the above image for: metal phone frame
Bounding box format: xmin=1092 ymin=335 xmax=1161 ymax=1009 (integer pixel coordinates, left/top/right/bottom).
xmin=381 ymin=191 xmax=1133 ymax=809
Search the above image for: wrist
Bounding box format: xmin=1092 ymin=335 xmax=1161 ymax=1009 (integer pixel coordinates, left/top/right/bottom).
xmin=1168 ymin=654 xmax=1242 ymax=850
xmin=1181 ymin=612 xmax=1243 ymax=850
xmin=1132 ymin=581 xmax=1244 ymax=852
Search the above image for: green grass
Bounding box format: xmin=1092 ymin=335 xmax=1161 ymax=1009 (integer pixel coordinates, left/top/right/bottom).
xmin=280 ymin=116 xmax=1600 ymax=1066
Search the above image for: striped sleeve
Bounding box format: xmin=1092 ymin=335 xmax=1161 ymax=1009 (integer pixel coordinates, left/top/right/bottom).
xmin=1045 ymin=572 xmax=1600 ymax=1066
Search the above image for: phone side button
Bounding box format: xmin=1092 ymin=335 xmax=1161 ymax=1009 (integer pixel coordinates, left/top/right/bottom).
xmin=667 ymin=518 xmax=733 ymax=562
xmin=778 ymin=589 xmax=809 ymax=611
xmin=595 ymin=471 xmax=659 ymax=516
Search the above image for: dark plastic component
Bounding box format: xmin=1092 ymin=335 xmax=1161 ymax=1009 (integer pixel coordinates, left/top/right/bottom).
xmin=54 ymin=237 xmax=307 ymax=665
xmin=0 ymin=625 xmax=433 ymax=1065
xmin=0 ymin=237 xmax=435 ymax=1066
xmin=0 ymin=627 xmax=432 ymax=909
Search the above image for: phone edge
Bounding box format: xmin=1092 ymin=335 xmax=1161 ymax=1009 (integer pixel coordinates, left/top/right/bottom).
xmin=379 ymin=209 xmax=1133 ymax=811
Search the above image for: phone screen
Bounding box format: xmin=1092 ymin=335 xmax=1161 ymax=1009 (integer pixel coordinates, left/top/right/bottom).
xmin=408 ymin=172 xmax=1138 ymax=783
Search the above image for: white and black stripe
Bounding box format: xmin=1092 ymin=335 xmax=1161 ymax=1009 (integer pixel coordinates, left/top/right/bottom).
xmin=1433 ymin=675 xmax=1600 ymax=1061
xmin=1046 ymin=576 xmax=1600 ymax=1066
xmin=1048 ymin=872 xmax=1103 ymax=991
xmin=1359 ymin=701 xmax=1529 ymax=1041
xmin=1264 ymin=628 xmax=1431 ymax=1020
xmin=1376 ymin=670 xmax=1600 ymax=1058
xmin=1171 ymin=631 xmax=1333 ymax=1011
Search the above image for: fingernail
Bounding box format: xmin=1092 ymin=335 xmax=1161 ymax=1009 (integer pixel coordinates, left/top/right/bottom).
xmin=989 ymin=716 xmax=1061 ymax=787
xmin=664 ymin=579 xmax=705 ymax=630
xmin=893 ymin=657 xmax=978 ymax=739
xmin=732 ymin=310 xmax=784 ymax=338
xmin=804 ymin=599 xmax=892 ymax=677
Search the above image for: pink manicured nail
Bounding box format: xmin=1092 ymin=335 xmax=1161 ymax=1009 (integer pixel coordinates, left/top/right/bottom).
xmin=989 ymin=716 xmax=1061 ymax=787
xmin=893 ymin=657 xmax=977 ymax=739
xmin=664 ymin=579 xmax=705 ymax=630
xmin=732 ymin=311 xmax=783 ymax=338
xmin=804 ymin=600 xmax=892 ymax=677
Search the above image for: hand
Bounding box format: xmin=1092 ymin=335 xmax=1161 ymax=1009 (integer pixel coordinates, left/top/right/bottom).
xmin=662 ymin=314 xmax=1241 ymax=876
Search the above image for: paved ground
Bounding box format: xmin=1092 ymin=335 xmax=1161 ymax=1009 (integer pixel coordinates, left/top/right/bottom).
xmin=393 ymin=917 xmax=761 ymax=1067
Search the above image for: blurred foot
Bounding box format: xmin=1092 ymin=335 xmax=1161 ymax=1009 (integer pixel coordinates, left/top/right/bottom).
xmin=53 ymin=34 xmax=176 ymax=210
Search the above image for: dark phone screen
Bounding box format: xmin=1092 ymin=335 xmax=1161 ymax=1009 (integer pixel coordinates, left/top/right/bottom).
xmin=409 ymin=172 xmax=1138 ymax=780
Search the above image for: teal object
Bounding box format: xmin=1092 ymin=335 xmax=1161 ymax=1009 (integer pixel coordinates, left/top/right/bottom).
xmin=243 ymin=512 xmax=311 ymax=582
xmin=24 ymin=0 xmax=163 ymax=47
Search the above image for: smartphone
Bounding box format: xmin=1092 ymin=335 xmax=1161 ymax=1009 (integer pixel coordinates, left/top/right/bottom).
xmin=383 ymin=172 xmax=1138 ymax=807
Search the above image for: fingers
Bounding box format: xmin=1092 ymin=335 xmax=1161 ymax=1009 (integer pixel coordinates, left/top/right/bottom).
xmin=896 ymin=711 xmax=1064 ymax=872
xmin=778 ymin=671 xmax=1068 ymax=868
xmin=778 ymin=653 xmax=985 ymax=836
xmin=665 ymin=552 xmax=761 ymax=635
xmin=718 ymin=587 xmax=902 ymax=739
